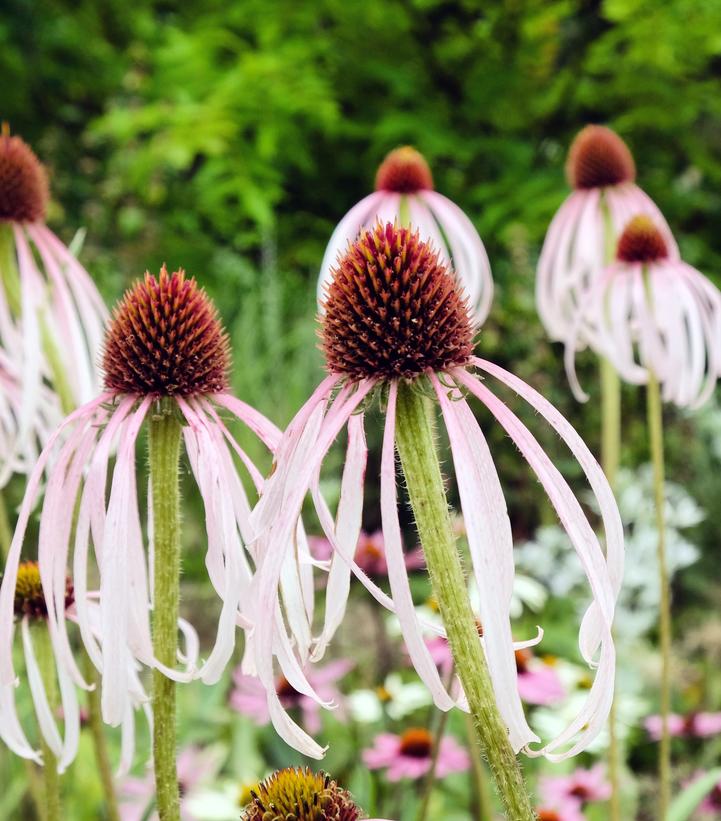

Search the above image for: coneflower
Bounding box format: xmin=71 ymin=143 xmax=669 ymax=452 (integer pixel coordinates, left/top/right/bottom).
xmin=0 ymin=560 xmax=150 ymax=820
xmin=565 ymin=214 xmax=721 ymax=409
xmin=564 ymin=212 xmax=721 ymax=817
xmin=0 ymin=266 xmax=298 ymax=820
xmin=250 ymin=222 xmax=623 ymax=819
xmin=241 ymin=767 xmax=388 ymax=821
xmin=0 ymin=126 xmax=107 ymax=443
xmin=318 ymin=146 xmax=493 ymax=323
xmin=537 ymin=125 xmax=677 ymax=342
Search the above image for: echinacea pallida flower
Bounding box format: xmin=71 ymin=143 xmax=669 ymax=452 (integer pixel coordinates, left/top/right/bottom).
xmin=565 ymin=215 xmax=721 ymax=409
xmin=241 ymin=766 xmax=390 ymax=821
xmin=0 ymin=266 xmax=309 ymax=756
xmin=318 ymin=146 xmax=493 ymax=323
xmin=0 ymin=127 xmax=107 ymax=442
xmin=249 ymin=221 xmax=623 ymax=761
xmin=0 ymin=560 xmax=152 ymax=774
xmin=537 ymin=125 xmax=677 ymax=342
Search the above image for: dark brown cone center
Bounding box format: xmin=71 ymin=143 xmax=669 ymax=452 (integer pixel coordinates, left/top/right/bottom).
xmin=321 ymin=222 xmax=474 ymax=381
xmin=566 ymin=125 xmax=636 ymax=190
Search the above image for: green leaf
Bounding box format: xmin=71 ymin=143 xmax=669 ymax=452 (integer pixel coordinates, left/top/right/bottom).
xmin=668 ymin=767 xmax=721 ymax=821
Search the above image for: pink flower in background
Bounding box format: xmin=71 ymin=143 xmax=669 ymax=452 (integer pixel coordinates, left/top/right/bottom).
xmin=231 ymin=659 xmax=352 ymax=735
xmin=540 ymin=763 xmax=611 ymax=806
xmin=363 ymin=728 xmax=469 ymax=782
xmin=537 ymin=124 xmax=677 ymax=342
xmin=565 ymin=214 xmax=721 ymax=409
xmin=318 ymin=146 xmax=493 ymax=323
xmin=535 ymin=798 xmax=585 ymax=821
xmin=249 ymin=222 xmax=622 ymax=760
xmin=515 ymin=648 xmax=566 ymax=706
xmin=118 ymin=745 xmax=223 ymax=821
xmin=309 ymin=530 xmax=424 ymax=577
xmin=645 ymin=711 xmax=721 ymax=741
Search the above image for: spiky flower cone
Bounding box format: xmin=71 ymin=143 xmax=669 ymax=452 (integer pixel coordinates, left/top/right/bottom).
xmin=102 ymin=265 xmax=230 ymax=397
xmin=321 ymin=222 xmax=474 ymax=380
xmin=375 ymin=146 xmax=434 ymax=193
xmin=0 ymin=129 xmax=49 ymax=223
xmin=566 ymin=125 xmax=636 ymax=190
xmin=616 ymin=214 xmax=668 ymax=263
xmin=242 ymin=768 xmax=361 ymax=821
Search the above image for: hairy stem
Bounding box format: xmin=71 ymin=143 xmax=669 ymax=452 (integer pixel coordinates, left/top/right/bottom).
xmin=148 ymin=400 xmax=183 ymax=821
xmin=647 ymin=370 xmax=671 ymax=818
xmin=32 ymin=626 xmax=61 ymax=821
xmin=395 ymin=381 xmax=534 ymax=821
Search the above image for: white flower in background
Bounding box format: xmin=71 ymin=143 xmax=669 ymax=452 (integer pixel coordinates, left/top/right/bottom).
xmin=516 ymin=466 xmax=702 ymax=641
xmin=348 ymin=673 xmax=433 ymax=724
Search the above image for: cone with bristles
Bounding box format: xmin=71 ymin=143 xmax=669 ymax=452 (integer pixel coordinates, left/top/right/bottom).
xmin=242 ymin=767 xmax=361 ymax=821
xmin=375 ymin=146 xmax=434 ymax=193
xmin=102 ymin=265 xmax=231 ymax=398
xmin=566 ymin=125 xmax=636 ymax=190
xmin=616 ymin=215 xmax=669 ymax=263
xmin=398 ymin=728 xmax=433 ymax=758
xmin=12 ymin=560 xmax=73 ymax=621
xmin=0 ymin=125 xmax=49 ymax=223
xmin=321 ymin=222 xmax=474 ymax=381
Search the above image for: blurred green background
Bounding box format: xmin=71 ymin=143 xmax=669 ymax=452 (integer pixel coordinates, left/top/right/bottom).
xmin=3 ymin=0 xmax=721 ymax=647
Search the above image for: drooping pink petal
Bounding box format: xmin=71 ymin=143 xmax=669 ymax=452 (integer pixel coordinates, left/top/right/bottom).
xmin=431 ymin=373 xmax=536 ymax=751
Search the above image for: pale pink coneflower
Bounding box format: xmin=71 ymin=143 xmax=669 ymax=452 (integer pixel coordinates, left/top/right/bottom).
xmin=309 ymin=529 xmax=425 ymax=576
xmin=231 ymin=658 xmax=352 ymax=735
xmin=539 ymin=763 xmax=612 ymax=806
xmin=248 ymin=222 xmax=623 ymax=761
xmin=0 ymin=560 xmax=153 ymax=774
xmin=0 ymin=127 xmax=108 ymax=433
xmin=537 ymin=125 xmax=677 ymax=342
xmin=564 ymin=214 xmax=721 ymax=409
xmin=362 ymin=728 xmax=470 ymax=782
xmin=644 ymin=710 xmax=721 ymax=741
xmin=0 ymin=266 xmax=307 ymax=764
xmin=318 ymin=146 xmax=493 ymax=323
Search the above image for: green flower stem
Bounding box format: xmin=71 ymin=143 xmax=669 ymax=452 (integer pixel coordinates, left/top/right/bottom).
xmin=39 ymin=317 xmax=76 ymax=416
xmin=0 ymin=488 xmax=11 ymax=561
xmin=647 ymin=369 xmax=671 ymax=819
xmin=464 ymin=711 xmax=493 ymax=821
xmin=395 ymin=381 xmax=534 ymax=821
xmin=148 ymin=400 xmax=183 ymax=821
xmin=84 ymin=654 xmax=120 ymax=821
xmin=399 ymin=195 xmax=411 ymax=228
xmin=32 ymin=625 xmax=61 ymax=821
xmin=0 ymin=223 xmax=21 ymax=315
xmin=417 ymin=664 xmax=455 ymax=821
xmin=600 ymin=192 xmax=623 ymax=821
xmin=601 ymin=355 xmax=622 ymax=821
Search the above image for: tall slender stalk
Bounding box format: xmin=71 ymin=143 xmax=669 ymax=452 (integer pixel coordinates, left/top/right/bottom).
xmin=84 ymin=655 xmax=120 ymax=821
xmin=0 ymin=488 xmax=11 ymax=560
xmin=417 ymin=664 xmax=455 ymax=821
xmin=601 ymin=356 xmax=622 ymax=821
xmin=395 ymin=380 xmax=534 ymax=821
xmin=599 ymin=194 xmax=623 ymax=820
xmin=464 ymin=711 xmax=493 ymax=821
xmin=33 ymin=626 xmax=61 ymax=821
xmin=148 ymin=400 xmax=183 ymax=821
xmin=647 ymin=370 xmax=671 ymax=818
